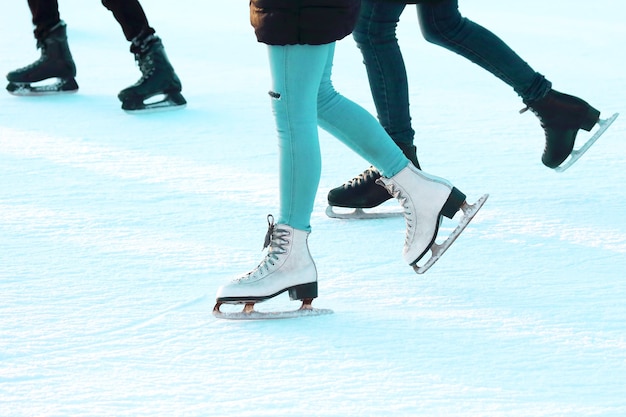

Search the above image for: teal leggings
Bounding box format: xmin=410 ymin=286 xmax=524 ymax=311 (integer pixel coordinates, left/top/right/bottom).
xmin=268 ymin=42 xmax=409 ymax=231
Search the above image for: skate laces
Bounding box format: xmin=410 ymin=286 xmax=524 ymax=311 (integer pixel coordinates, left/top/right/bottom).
xmin=520 ymin=105 xmax=550 ymax=135
xmin=343 ymin=167 xmax=381 ymax=189
xmin=16 ymin=56 xmax=46 ymax=72
xmin=237 ymin=215 xmax=290 ymax=282
xmin=136 ymin=54 xmax=156 ymax=81
xmin=15 ymin=46 xmax=49 ymax=73
xmin=519 ymin=105 xmax=542 ymax=121
xmin=132 ymin=36 xmax=163 ymax=80
xmin=379 ymin=181 xmax=414 ymax=247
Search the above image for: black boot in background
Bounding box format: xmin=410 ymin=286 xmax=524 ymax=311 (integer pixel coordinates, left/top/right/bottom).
xmin=6 ymin=20 xmax=78 ymax=94
xmin=118 ymin=33 xmax=186 ymax=112
xmin=327 ymin=142 xmax=421 ymax=210
xmin=522 ymin=89 xmax=600 ymax=168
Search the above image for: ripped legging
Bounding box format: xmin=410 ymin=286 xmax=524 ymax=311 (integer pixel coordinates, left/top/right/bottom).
xmin=267 ymin=43 xmax=409 ymax=231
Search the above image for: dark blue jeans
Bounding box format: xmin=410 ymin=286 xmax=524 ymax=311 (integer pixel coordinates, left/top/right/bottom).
xmin=353 ymin=0 xmax=552 ymax=145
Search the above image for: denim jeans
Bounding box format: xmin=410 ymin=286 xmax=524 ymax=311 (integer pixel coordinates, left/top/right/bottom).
xmin=354 ymin=0 xmax=552 ymax=145
xmin=267 ymin=43 xmax=408 ymax=231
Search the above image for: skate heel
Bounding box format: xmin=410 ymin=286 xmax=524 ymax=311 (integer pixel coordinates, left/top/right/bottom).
xmin=167 ymin=91 xmax=187 ymax=106
xmin=440 ymin=187 xmax=466 ymax=219
xmin=59 ymin=77 xmax=79 ymax=92
xmin=580 ymin=105 xmax=601 ymax=131
xmin=288 ymin=282 xmax=318 ymax=301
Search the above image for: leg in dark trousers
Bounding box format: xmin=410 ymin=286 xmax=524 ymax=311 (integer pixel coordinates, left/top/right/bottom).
xmin=100 ymin=0 xmax=154 ymax=43
xmin=6 ymin=0 xmax=77 ymax=93
xmin=28 ymin=0 xmax=61 ymax=40
xmin=100 ymin=0 xmax=186 ymax=111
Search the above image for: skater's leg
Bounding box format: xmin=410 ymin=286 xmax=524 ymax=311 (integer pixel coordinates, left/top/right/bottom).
xmin=215 ymin=44 xmax=328 ymax=307
xmin=103 ymin=0 xmax=185 ymax=111
xmin=418 ymin=0 xmax=608 ymax=169
xmin=327 ymin=0 xmax=419 ymax=211
xmin=267 ymin=44 xmax=329 ymax=232
xmin=316 ymin=45 xmax=475 ymax=268
xmin=317 ymin=44 xmax=408 ymax=179
xmin=28 ymin=0 xmax=61 ymax=40
xmin=417 ymin=0 xmax=551 ymax=102
xmin=353 ymin=0 xmax=415 ymax=149
xmin=7 ymin=2 xmax=77 ymax=93
xmin=100 ymin=0 xmax=154 ymax=42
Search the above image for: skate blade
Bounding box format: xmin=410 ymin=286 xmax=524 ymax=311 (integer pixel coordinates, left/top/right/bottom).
xmin=412 ymin=193 xmax=489 ymax=274
xmin=122 ymin=92 xmax=187 ymax=114
xmin=213 ymin=300 xmax=333 ymax=320
xmin=555 ymin=112 xmax=619 ymax=172
xmin=6 ymin=78 xmax=78 ymax=96
xmin=325 ymin=205 xmax=402 ymax=219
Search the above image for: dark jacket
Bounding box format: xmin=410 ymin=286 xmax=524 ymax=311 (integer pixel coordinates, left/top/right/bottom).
xmin=250 ymin=0 xmax=360 ymax=46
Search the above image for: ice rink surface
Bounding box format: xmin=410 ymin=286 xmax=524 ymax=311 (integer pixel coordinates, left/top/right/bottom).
xmin=1 ymin=1 xmax=625 ymax=415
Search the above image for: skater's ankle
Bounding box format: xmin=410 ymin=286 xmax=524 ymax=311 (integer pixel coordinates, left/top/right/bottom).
xmin=396 ymin=142 xmax=420 ymax=169
xmin=130 ymin=28 xmax=159 ymax=55
xmin=35 ymin=20 xmax=67 ymax=45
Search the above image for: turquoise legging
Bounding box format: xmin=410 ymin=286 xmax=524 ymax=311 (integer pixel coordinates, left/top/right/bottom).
xmin=268 ymin=42 xmax=409 ymax=231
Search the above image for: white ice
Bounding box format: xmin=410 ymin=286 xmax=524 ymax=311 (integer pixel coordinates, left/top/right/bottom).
xmin=1 ymin=1 xmax=625 ymax=416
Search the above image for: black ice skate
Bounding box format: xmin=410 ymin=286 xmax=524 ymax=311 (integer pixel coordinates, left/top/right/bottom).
xmin=6 ymin=21 xmax=78 ymax=95
xmin=521 ymin=89 xmax=619 ymax=172
xmin=118 ymin=34 xmax=186 ymax=113
xmin=326 ymin=144 xmax=420 ymax=219
xmin=326 ymin=166 xmax=398 ymax=219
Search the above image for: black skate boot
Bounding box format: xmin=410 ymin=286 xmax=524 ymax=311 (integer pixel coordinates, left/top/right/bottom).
xmin=6 ymin=21 xmax=78 ymax=95
xmin=118 ymin=33 xmax=186 ymax=112
xmin=326 ymin=143 xmax=420 ymax=218
xmin=522 ymin=89 xmax=604 ymax=169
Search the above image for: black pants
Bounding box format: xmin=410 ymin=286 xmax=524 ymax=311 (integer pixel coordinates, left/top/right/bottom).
xmin=28 ymin=0 xmax=154 ymax=42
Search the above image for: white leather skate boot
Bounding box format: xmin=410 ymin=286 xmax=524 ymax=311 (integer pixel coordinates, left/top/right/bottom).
xmin=377 ymin=164 xmax=468 ymax=269
xmin=215 ymin=215 xmax=318 ymax=306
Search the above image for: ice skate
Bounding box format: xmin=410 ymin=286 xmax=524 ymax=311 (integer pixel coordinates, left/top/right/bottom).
xmin=326 ymin=144 xmax=420 ymax=219
xmin=377 ymin=164 xmax=488 ymax=274
xmin=521 ymin=89 xmax=619 ymax=171
xmin=326 ymin=166 xmax=402 ymax=219
xmin=118 ymin=34 xmax=186 ymax=113
xmin=213 ymin=215 xmax=332 ymax=320
xmin=6 ymin=21 xmax=78 ymax=95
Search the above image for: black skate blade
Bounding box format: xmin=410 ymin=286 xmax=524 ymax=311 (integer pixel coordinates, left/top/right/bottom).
xmin=213 ymin=300 xmax=333 ymax=320
xmin=6 ymin=78 xmax=78 ymax=96
xmin=554 ymin=112 xmax=619 ymax=172
xmin=122 ymin=92 xmax=187 ymax=114
xmin=412 ymin=193 xmax=488 ymax=274
xmin=325 ymin=205 xmax=402 ymax=219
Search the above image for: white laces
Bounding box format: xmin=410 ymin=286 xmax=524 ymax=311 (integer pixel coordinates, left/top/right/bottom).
xmin=237 ymin=215 xmax=290 ymax=282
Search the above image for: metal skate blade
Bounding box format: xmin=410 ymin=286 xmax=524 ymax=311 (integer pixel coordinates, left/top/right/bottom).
xmin=122 ymin=92 xmax=187 ymax=114
xmin=123 ymin=102 xmax=187 ymax=114
xmin=554 ymin=112 xmax=619 ymax=172
xmin=213 ymin=301 xmax=333 ymax=320
xmin=412 ymin=193 xmax=489 ymax=274
xmin=7 ymin=78 xmax=78 ymax=96
xmin=325 ymin=205 xmax=402 ymax=219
